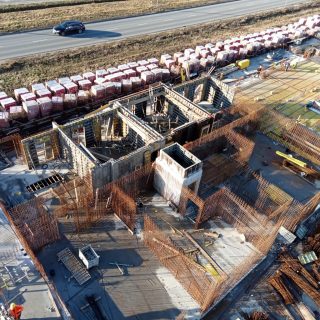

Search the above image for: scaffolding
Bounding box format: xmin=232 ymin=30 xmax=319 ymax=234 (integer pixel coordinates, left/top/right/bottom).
xmin=184 ymin=105 xmax=262 ymax=152
xmin=8 ymin=198 xmax=60 ymax=252
xmin=143 ymin=215 xmax=219 ymax=310
xmin=0 ymin=134 xmax=23 ymax=158
xmin=258 ymin=108 xmax=320 ymax=166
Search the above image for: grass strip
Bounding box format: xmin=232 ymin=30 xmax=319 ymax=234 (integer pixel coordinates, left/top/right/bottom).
xmin=0 ymin=0 xmax=234 ymax=33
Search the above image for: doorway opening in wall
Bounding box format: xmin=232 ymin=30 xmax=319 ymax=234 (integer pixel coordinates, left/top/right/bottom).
xmin=186 ymin=198 xmax=200 ymax=220
xmin=200 ymin=125 xmax=211 ymax=137
xmin=188 ymin=182 xmax=197 ymax=193
xmin=151 ymin=151 xmax=158 ymax=162
xmin=193 ymin=84 xmax=204 ymax=104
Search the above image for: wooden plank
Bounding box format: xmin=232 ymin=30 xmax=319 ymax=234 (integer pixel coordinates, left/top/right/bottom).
xmin=182 ymin=230 xmax=227 ymax=279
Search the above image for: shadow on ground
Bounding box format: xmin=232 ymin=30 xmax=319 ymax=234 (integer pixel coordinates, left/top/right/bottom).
xmin=66 ymin=30 xmax=121 ymax=39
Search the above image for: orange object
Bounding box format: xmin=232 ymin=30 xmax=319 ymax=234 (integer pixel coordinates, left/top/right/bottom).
xmin=9 ymin=304 xmax=24 ymax=320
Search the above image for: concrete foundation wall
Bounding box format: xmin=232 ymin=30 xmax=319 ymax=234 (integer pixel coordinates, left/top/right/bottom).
xmin=57 ymin=129 xmax=95 ymax=178
xmin=91 ymin=161 xmax=112 ymax=189
xmin=153 ymin=144 xmax=202 ymax=206
xmin=111 ymin=140 xmax=165 ymax=181
xmin=154 ymin=157 xmax=202 ymax=206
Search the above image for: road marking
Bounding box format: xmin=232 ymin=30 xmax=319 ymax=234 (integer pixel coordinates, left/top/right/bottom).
xmin=32 ymin=39 xmax=49 ymax=43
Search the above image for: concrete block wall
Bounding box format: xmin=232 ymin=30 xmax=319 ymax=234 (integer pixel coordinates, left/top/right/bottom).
xmin=174 ymin=76 xmax=235 ymax=110
xmin=173 ymin=77 xmax=207 ymax=102
xmin=91 ymin=161 xmax=112 ymax=189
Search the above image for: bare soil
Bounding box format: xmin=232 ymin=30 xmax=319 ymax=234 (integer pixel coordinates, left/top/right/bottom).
xmin=0 ymin=0 xmax=233 ymax=33
xmin=0 ymin=1 xmax=318 ymax=94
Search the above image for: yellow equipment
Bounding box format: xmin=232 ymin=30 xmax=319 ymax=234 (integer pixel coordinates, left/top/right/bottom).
xmin=275 ymin=151 xmax=307 ymax=168
xmin=204 ymin=263 xmax=219 ymax=277
xmin=180 ymin=68 xmax=186 ymax=82
xmin=236 ymin=59 xmax=250 ymax=70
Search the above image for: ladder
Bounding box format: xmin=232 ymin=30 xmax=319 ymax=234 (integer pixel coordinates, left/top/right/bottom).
xmin=84 ymin=120 xmax=96 ymax=148
xmin=207 ymin=65 xmax=216 ymax=76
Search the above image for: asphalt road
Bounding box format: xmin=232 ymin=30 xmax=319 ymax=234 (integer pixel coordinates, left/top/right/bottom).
xmin=0 ymin=0 xmax=308 ymax=60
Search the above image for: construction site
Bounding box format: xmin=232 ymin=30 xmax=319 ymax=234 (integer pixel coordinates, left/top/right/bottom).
xmin=0 ymin=16 xmax=320 ymax=320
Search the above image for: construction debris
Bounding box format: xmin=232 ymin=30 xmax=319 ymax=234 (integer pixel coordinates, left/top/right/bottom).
xmin=245 ymin=311 xmax=269 ymax=320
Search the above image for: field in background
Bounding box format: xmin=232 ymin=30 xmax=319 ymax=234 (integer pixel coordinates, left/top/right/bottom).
xmin=0 ymin=1 xmax=319 ymax=94
xmin=0 ymin=0 xmax=234 ymax=33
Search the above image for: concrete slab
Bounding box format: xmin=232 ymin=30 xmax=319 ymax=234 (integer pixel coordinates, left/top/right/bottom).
xmin=0 ymin=155 xmax=73 ymax=206
xmin=0 ymin=208 xmax=60 ymax=319
xmin=142 ymin=192 xmax=264 ymax=283
xmin=248 ymin=133 xmax=319 ymax=202
xmin=238 ymin=60 xmax=320 ymax=133
xmin=205 ymin=220 xmax=260 ymax=275
xmin=37 ymin=214 xmax=196 ymax=320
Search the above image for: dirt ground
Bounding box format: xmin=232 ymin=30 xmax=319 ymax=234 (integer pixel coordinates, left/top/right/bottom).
xmin=0 ymin=0 xmax=233 ymax=32
xmin=0 ymin=1 xmax=319 ymax=94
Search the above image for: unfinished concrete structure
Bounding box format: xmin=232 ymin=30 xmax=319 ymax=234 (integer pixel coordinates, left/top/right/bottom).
xmin=21 ymin=83 xmax=215 ymax=189
xmin=21 ymin=103 xmax=165 ymax=189
xmin=153 ymin=143 xmax=203 ymax=206
xmin=117 ymin=83 xmax=213 ymax=144
xmin=2 ymin=45 xmax=320 ymax=319
xmin=174 ymin=76 xmax=235 ymax=114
